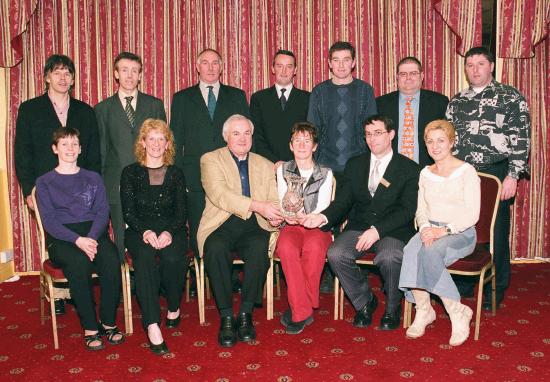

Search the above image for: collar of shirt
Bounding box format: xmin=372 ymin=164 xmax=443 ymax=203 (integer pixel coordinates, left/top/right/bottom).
xmin=466 ymin=79 xmax=496 ymax=96
xmin=118 ymin=89 xmax=138 ymax=109
xmin=199 ymin=80 xmax=220 ymax=105
xmin=398 ymin=90 xmax=420 ymax=103
xmin=275 ymin=83 xmax=293 ymax=98
xmin=369 ymin=150 xmax=393 ymax=176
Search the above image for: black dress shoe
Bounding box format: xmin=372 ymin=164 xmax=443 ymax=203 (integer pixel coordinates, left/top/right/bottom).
xmin=286 ymin=315 xmax=314 ymax=335
xmin=54 ymin=299 xmax=65 ymax=315
xmin=280 ymin=309 xmax=292 ymax=328
xmin=165 ymin=315 xmax=181 ymax=328
xmin=379 ymin=307 xmax=401 ymax=330
xmin=236 ymin=312 xmax=256 ymax=342
xmin=148 ymin=340 xmax=169 ymax=355
xmin=353 ymin=294 xmax=378 ymax=328
xmin=218 ymin=315 xmax=237 ymax=347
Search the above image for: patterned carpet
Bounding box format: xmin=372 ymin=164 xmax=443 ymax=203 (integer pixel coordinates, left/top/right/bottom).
xmin=1 ymin=263 xmax=549 ymax=381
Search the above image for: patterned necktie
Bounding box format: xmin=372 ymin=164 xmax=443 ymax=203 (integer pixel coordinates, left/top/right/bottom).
xmin=368 ymin=159 xmax=381 ymax=196
xmin=401 ymin=96 xmax=414 ymax=160
xmin=124 ymin=96 xmax=135 ymax=128
xmin=280 ymin=88 xmax=287 ymax=111
xmin=207 ymin=85 xmax=216 ymax=120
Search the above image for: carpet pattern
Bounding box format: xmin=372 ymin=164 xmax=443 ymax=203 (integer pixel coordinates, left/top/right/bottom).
xmin=1 ymin=264 xmax=549 ymax=381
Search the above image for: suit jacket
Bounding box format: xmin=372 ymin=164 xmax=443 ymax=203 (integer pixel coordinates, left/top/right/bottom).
xmin=14 ymin=93 xmax=101 ymax=197
xmin=170 ymin=83 xmax=250 ymax=192
xmin=250 ymin=85 xmax=310 ymax=162
xmin=376 ymin=89 xmax=449 ymax=168
xmin=95 ymin=91 xmax=166 ymax=205
xmin=322 ymin=152 xmax=420 ymax=244
xmin=197 ymin=147 xmax=279 ymax=257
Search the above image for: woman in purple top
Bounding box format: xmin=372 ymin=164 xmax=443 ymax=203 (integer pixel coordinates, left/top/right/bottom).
xmin=36 ymin=127 xmax=123 ymax=351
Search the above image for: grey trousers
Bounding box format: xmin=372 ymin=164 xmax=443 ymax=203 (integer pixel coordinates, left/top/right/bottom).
xmin=327 ymin=230 xmax=405 ymax=312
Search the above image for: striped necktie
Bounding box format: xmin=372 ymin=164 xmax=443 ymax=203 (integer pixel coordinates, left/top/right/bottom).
xmin=207 ymin=85 xmax=216 ymax=120
xmin=401 ymin=96 xmax=414 ymax=160
xmin=124 ymin=96 xmax=135 ymax=128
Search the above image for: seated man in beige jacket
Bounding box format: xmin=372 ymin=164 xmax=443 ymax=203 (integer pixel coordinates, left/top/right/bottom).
xmin=197 ymin=114 xmax=282 ymax=348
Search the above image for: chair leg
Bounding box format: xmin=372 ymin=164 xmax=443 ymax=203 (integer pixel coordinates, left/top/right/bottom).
xmin=39 ymin=273 xmax=46 ymax=325
xmin=339 ymin=286 xmax=344 ymax=319
xmin=185 ymin=269 xmax=190 ymax=303
xmin=198 ymin=258 xmax=206 ymax=325
xmin=121 ymin=263 xmax=133 ymax=335
xmin=473 ymin=271 xmax=485 ymax=341
xmin=46 ymin=275 xmax=59 ymax=349
xmin=403 ymin=300 xmax=410 ymax=328
xmin=333 ymin=276 xmax=339 ymax=320
xmin=267 ymin=258 xmax=273 ymax=320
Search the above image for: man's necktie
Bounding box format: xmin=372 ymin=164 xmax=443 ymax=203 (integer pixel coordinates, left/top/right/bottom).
xmin=124 ymin=96 xmax=135 ymax=128
xmin=402 ymin=96 xmax=414 ymax=160
xmin=207 ymin=85 xmax=216 ymax=120
xmin=280 ymin=88 xmax=287 ymax=111
xmin=368 ymin=159 xmax=381 ymax=196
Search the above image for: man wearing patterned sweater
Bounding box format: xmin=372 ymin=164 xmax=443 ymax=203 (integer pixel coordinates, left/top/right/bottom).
xmin=446 ymin=46 xmax=531 ymax=309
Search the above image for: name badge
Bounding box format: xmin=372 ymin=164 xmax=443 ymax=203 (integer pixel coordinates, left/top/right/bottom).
xmin=380 ymin=178 xmax=391 ymax=188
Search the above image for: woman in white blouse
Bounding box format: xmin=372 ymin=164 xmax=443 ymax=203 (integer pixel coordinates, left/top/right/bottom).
xmin=399 ymin=119 xmax=480 ymax=346
xmin=275 ymin=122 xmax=333 ymax=335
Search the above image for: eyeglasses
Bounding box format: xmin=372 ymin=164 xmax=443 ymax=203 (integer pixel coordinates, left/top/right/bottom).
xmin=365 ymin=131 xmax=388 ymax=139
xmin=397 ymin=71 xmax=421 ymax=78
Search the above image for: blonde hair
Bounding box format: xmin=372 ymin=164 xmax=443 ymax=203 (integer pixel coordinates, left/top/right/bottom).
xmin=134 ymin=119 xmax=176 ymax=166
xmin=424 ymin=119 xmax=456 ymax=142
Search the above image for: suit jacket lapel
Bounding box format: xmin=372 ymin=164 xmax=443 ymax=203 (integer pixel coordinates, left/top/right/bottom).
xmin=372 ymin=154 xmax=399 ymax=199
xmin=189 ymin=84 xmax=211 ymax=121
xmin=40 ymin=94 xmax=63 ymax=127
xmin=221 ymin=147 xmax=242 ymax=194
xmin=109 ymin=94 xmax=134 ymax=131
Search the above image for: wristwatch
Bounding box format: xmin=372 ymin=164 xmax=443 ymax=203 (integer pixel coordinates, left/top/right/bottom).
xmin=445 ymin=226 xmax=452 ymax=235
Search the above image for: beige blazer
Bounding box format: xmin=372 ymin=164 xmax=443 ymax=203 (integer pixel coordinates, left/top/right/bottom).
xmin=197 ymin=147 xmax=279 ymax=257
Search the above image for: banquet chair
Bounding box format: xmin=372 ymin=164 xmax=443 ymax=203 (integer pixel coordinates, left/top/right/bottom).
xmin=32 ymin=188 xmax=131 ymax=349
xmin=404 ymin=172 xmax=501 ymax=340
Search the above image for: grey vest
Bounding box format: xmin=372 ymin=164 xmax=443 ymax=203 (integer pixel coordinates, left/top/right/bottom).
xmin=282 ymin=160 xmax=330 ymax=214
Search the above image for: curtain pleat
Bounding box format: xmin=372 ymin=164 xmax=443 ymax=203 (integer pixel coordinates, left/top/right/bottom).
xmin=2 ymin=0 xmax=487 ymax=271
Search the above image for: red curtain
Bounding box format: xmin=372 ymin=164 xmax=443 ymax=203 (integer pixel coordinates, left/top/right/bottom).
xmin=498 ymin=1 xmax=549 ymax=260
xmin=2 ymin=0 xmax=482 ymax=271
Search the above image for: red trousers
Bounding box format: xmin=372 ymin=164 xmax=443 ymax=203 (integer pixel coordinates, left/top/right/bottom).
xmin=275 ymin=225 xmax=333 ymax=322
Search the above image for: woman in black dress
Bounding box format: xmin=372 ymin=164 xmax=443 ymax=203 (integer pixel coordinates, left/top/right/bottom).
xmin=121 ymin=119 xmax=188 ymax=355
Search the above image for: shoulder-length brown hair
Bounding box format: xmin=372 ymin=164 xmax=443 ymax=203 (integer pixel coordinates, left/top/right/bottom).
xmin=134 ymin=119 xmax=176 ymax=166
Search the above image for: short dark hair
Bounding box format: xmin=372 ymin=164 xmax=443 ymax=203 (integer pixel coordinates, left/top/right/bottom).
xmin=464 ymin=46 xmax=495 ymax=64
xmin=397 ymin=56 xmax=423 ymax=73
xmin=52 ymin=127 xmax=80 ymax=146
xmin=363 ymin=115 xmax=395 ymax=132
xmin=290 ymin=122 xmax=318 ymax=144
xmin=272 ymin=49 xmax=296 ymax=66
xmin=329 ymin=41 xmax=355 ymax=60
xmin=43 ymin=54 xmax=75 ymax=91
xmin=114 ymin=51 xmax=143 ymax=72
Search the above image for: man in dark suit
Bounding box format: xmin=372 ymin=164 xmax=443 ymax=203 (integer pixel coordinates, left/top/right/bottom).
xmin=376 ymin=57 xmax=449 ymax=168
xmin=95 ymin=52 xmax=166 ymax=257
xmin=303 ymin=115 xmax=420 ymax=330
xmin=170 ymin=48 xmax=250 ymax=255
xmin=250 ymin=49 xmax=309 ymax=166
xmin=14 ymin=54 xmax=101 ymax=315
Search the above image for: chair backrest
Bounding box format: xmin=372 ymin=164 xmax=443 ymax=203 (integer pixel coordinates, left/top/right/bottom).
xmin=476 ymin=172 xmax=502 ymax=254
xmin=31 ymin=187 xmax=49 ymax=263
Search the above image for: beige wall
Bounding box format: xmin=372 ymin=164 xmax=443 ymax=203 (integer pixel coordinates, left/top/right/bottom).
xmin=0 ymin=68 xmax=13 ymax=252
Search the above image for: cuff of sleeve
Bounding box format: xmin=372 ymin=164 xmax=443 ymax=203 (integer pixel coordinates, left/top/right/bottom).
xmin=446 ymin=224 xmax=455 ymax=234
xmin=319 ymin=214 xmax=329 ymax=227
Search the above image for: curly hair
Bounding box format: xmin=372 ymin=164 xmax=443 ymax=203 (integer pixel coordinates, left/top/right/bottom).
xmin=134 ymin=119 xmax=176 ymax=166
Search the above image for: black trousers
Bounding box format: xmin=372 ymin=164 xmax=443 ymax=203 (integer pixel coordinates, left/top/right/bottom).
xmin=203 ymin=215 xmax=270 ymax=315
xmin=187 ymin=190 xmax=206 ymax=255
xmin=125 ymin=229 xmax=188 ymax=327
xmin=109 ymin=203 xmax=126 ymax=260
xmin=47 ymin=222 xmax=121 ymax=331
